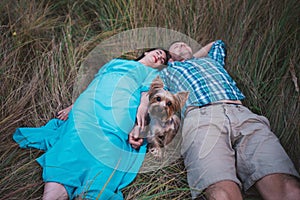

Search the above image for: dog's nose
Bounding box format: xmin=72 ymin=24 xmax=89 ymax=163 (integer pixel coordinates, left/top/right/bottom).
xmin=159 ymin=101 xmax=167 ymax=107
xmin=154 ymin=105 xmax=164 ymax=113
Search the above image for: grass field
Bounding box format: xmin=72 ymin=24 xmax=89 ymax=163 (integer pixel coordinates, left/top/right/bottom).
xmin=0 ymin=0 xmax=299 ymax=199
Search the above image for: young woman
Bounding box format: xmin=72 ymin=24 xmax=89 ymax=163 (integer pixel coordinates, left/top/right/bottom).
xmin=13 ymin=48 xmax=170 ymax=200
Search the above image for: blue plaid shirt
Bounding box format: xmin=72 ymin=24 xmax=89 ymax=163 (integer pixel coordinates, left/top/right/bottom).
xmin=160 ymin=40 xmax=245 ymax=112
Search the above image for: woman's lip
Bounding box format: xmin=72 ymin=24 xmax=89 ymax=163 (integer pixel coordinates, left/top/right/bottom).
xmin=153 ymin=55 xmax=157 ymax=62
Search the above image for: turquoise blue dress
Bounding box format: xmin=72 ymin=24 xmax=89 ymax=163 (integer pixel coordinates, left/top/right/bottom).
xmin=13 ymin=59 xmax=159 ymax=199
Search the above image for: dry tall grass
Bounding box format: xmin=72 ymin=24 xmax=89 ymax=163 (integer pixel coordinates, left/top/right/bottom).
xmin=0 ymin=0 xmax=299 ymax=199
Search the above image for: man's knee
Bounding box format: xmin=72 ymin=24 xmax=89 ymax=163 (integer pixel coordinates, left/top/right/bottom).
xmin=204 ymin=180 xmax=242 ymax=200
xmin=256 ymin=174 xmax=300 ymax=200
xmin=283 ymin=175 xmax=300 ymax=199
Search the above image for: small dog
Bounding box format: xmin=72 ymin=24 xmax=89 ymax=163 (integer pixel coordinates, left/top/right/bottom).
xmin=138 ymin=76 xmax=189 ymax=158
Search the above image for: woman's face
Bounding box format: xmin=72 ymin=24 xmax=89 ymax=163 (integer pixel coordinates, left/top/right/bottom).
xmin=143 ymin=49 xmax=167 ymax=69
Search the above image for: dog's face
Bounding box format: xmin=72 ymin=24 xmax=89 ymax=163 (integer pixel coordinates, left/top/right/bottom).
xmin=148 ymin=89 xmax=179 ymax=122
xmin=148 ymin=76 xmax=188 ymax=122
xmin=146 ymin=76 xmax=189 ymax=158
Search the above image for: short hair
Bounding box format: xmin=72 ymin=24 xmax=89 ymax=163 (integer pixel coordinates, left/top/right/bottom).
xmin=168 ymin=41 xmax=188 ymax=49
xmin=168 ymin=41 xmax=193 ymax=61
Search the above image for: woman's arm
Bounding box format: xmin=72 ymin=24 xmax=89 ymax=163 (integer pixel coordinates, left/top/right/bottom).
xmin=135 ymin=92 xmax=149 ymax=129
xmin=128 ymin=92 xmax=149 ymax=149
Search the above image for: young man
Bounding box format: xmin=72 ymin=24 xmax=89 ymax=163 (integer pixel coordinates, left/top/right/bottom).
xmin=158 ymin=40 xmax=300 ymax=199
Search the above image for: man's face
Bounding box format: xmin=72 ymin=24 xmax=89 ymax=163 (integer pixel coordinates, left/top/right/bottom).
xmin=169 ymin=42 xmax=193 ymax=61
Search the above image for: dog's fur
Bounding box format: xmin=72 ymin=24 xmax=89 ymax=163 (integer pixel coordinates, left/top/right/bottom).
xmin=140 ymin=76 xmax=189 ymax=158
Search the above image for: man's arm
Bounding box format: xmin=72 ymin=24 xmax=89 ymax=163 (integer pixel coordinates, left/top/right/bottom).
xmin=193 ymin=41 xmax=214 ymax=58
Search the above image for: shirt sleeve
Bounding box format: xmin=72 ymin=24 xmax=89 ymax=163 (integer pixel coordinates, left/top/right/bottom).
xmin=208 ymin=40 xmax=226 ymax=67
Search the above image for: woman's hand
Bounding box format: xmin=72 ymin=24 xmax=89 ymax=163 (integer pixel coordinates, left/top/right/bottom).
xmin=128 ymin=125 xmax=144 ymax=149
xmin=56 ymin=105 xmax=73 ymax=120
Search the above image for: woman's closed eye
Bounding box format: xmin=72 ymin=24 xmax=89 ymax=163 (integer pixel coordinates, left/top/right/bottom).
xmin=156 ymin=51 xmax=166 ymax=64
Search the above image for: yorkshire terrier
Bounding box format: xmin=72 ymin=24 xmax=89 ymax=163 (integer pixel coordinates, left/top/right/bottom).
xmin=138 ymin=76 xmax=189 ymax=158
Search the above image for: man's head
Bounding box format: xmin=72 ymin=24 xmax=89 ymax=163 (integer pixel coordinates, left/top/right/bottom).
xmin=168 ymin=42 xmax=193 ymax=61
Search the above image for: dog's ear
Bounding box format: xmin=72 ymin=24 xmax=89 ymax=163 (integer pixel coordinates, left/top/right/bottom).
xmin=150 ymin=76 xmax=164 ymax=90
xmin=149 ymin=76 xmax=164 ymax=98
xmin=175 ymin=91 xmax=189 ymax=108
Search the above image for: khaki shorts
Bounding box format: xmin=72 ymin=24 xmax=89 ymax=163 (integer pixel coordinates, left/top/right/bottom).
xmin=181 ymin=104 xmax=299 ymax=198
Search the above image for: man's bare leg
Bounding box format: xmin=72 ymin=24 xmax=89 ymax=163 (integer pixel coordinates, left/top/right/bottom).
xmin=255 ymin=173 xmax=300 ymax=200
xmin=43 ymin=182 xmax=68 ymax=200
xmin=204 ymin=180 xmax=243 ymax=200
